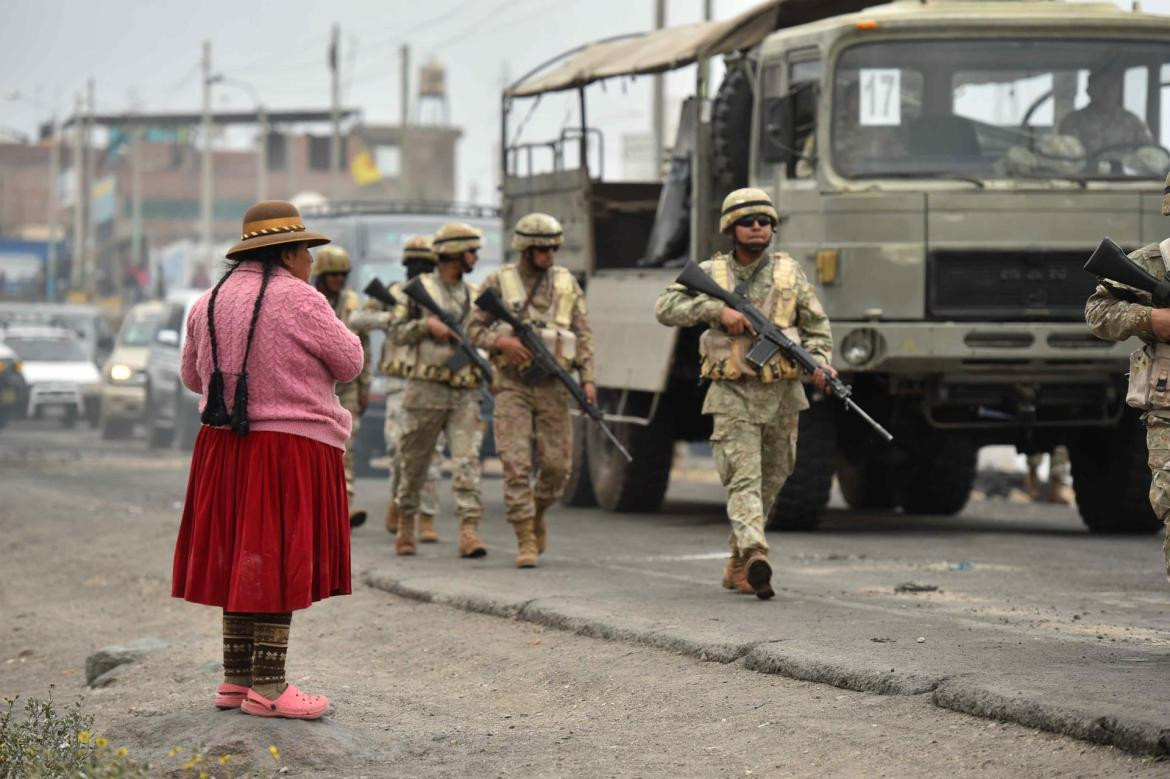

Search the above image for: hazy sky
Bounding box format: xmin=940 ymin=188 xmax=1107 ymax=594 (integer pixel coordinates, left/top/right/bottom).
xmin=2 ymin=0 xmax=1167 ymax=202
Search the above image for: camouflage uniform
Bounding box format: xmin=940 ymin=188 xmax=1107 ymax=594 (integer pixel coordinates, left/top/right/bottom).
xmin=393 ymin=224 xmax=487 ymax=557
xmin=468 ymin=213 xmax=594 ymax=567
xmin=1058 ymin=104 xmax=1152 ymax=159
xmin=655 ymin=188 xmax=833 ymax=598
xmin=384 ymin=374 xmax=440 ymax=519
xmin=1084 ymin=212 xmax=1170 ymax=580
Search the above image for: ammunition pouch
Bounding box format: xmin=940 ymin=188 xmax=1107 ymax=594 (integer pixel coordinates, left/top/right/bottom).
xmin=492 ymin=323 xmax=577 ymax=377
xmin=699 ymin=328 xmax=802 ymax=383
xmin=412 ymin=339 xmax=481 ymax=388
xmin=1127 ymin=342 xmax=1170 ymax=411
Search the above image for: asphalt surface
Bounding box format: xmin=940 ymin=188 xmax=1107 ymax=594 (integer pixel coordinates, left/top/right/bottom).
xmin=2 ymin=419 xmax=1168 ymax=775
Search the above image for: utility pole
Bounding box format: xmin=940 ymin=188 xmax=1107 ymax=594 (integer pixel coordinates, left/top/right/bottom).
xmin=329 ymin=24 xmax=341 ymax=199
xmin=400 ymin=44 xmax=410 ymax=199
xmin=200 ymin=40 xmax=213 ymax=268
xmin=46 ymin=114 xmax=59 ymax=301
xmin=130 ymin=123 xmax=143 ymax=278
xmin=71 ymin=93 xmax=84 ymax=294
xmin=651 ymin=0 xmax=666 ymax=178
xmin=85 ymin=77 xmax=96 ymax=299
xmin=257 ymin=103 xmax=268 ymax=201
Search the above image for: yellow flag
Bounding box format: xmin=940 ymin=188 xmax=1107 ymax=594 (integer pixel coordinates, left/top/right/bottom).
xmin=350 ymin=151 xmax=382 ymax=185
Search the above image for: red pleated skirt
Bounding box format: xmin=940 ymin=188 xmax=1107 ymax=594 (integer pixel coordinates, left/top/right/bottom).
xmin=171 ymin=426 xmax=351 ymax=612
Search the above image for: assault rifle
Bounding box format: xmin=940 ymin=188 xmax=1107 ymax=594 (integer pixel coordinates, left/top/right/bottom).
xmin=1084 ymin=236 xmax=1170 ymax=306
xmin=673 ymin=260 xmax=894 ymax=443
xmin=363 ymin=277 xmax=399 ymax=309
xmin=474 ymin=287 xmax=633 ymax=462
xmin=401 ymin=276 xmax=494 ymax=385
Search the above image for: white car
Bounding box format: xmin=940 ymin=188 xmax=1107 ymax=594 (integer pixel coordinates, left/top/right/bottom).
xmin=2 ymin=325 xmax=102 ymax=427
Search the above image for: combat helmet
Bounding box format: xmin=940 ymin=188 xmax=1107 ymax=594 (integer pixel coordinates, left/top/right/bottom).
xmin=1163 ymin=171 xmax=1170 ymax=216
xmin=433 ymin=222 xmax=483 ymax=257
xmin=402 ymin=234 xmax=437 ymax=265
xmin=719 ymin=188 xmax=779 ymax=234
xmin=312 ymin=244 xmax=351 ymax=275
xmin=511 ymin=212 xmax=564 ymax=251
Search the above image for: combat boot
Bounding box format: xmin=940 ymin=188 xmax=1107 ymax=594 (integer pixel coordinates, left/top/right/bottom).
xmin=722 ymin=542 xmax=752 ymax=593
xmin=349 ymin=509 xmax=367 ymax=528
xmin=512 ymin=519 xmax=539 ymax=568
xmin=385 ymin=501 xmax=399 ymax=534
xmin=396 ymin=514 xmax=417 ymax=556
xmin=458 ymin=521 xmax=487 ymax=558
xmin=418 ymin=513 xmax=439 ymax=543
xmin=742 ymin=547 xmax=775 ymax=601
xmin=533 ymin=499 xmax=552 ymax=554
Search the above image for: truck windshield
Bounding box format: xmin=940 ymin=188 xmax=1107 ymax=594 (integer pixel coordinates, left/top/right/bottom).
xmin=831 ymin=38 xmax=1170 ymax=181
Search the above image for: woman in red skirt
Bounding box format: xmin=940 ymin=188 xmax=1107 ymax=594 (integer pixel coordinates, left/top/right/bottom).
xmin=172 ymin=200 xmax=364 ymax=719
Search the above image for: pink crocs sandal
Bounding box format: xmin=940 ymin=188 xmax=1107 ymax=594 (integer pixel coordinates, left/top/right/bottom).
xmin=241 ymin=684 xmax=329 ymax=720
xmin=214 ymin=682 xmax=249 ymax=709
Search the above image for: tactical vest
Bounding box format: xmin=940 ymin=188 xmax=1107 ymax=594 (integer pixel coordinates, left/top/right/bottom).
xmin=408 ymin=274 xmax=481 ymax=389
xmin=1126 ymin=238 xmax=1170 ymax=412
xmin=379 ymin=281 xmax=415 ymax=378
xmin=495 ymin=264 xmax=578 ymax=370
xmin=698 ymin=253 xmax=803 ymax=383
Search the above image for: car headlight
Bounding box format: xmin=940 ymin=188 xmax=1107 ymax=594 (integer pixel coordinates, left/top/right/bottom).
xmin=109 ymin=363 xmax=134 ymax=382
xmin=840 ymin=328 xmax=884 ymax=367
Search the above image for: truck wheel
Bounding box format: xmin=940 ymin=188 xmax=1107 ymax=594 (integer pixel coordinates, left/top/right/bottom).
xmin=173 ymin=392 xmax=199 ymax=451
xmin=767 ymin=392 xmax=835 ymax=531
xmin=896 ymin=437 xmax=977 ymax=516
xmin=561 ymin=415 xmax=597 ymax=507
xmin=587 ymin=390 xmax=673 ymax=513
xmin=711 ymin=60 xmax=755 ymax=192
xmin=836 ymin=450 xmax=897 ymax=511
xmin=1069 ymin=412 xmax=1162 ymax=534
xmin=145 ymin=392 xmax=173 ymax=449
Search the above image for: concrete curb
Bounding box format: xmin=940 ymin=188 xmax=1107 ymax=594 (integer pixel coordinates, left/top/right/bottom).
xmin=362 ymin=569 xmax=1170 ymax=756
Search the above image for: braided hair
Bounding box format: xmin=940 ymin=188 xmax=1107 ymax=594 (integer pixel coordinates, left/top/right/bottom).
xmin=201 ymin=245 xmax=284 ymax=436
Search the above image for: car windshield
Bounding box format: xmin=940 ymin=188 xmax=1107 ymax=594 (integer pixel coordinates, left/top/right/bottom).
xmin=832 ymin=38 xmax=1170 ymax=181
xmin=5 ymin=336 xmax=86 ymax=361
xmin=118 ymin=313 xmax=162 ymax=346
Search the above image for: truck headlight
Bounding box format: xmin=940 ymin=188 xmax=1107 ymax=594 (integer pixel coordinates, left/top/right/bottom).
xmin=109 ymin=364 xmax=134 ymax=382
xmin=841 ymin=328 xmax=883 ymax=367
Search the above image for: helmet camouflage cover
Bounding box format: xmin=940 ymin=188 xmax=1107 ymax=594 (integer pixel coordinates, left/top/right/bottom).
xmin=719 ymin=187 xmax=779 ymax=234
xmin=511 ymin=212 xmax=564 ymax=251
xmin=312 ymin=244 xmax=351 ymax=275
xmin=433 ymin=222 xmax=482 ymax=257
xmin=402 ymin=234 xmax=437 ymax=265
xmin=1163 ymin=171 xmax=1170 ymax=216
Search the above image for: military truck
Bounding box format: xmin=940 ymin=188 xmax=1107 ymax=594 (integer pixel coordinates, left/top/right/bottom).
xmin=501 ymin=0 xmax=1170 ymax=533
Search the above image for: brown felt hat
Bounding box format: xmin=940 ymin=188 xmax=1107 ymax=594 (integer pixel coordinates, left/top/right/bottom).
xmin=226 ymin=200 xmax=330 ymax=260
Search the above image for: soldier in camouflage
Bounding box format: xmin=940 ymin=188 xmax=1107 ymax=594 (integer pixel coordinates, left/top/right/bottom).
xmin=1058 ymin=65 xmax=1153 ymax=162
xmin=655 ymin=188 xmax=835 ymax=600
xmin=380 ymin=236 xmax=443 ymax=541
xmin=468 ymin=213 xmax=595 ymax=568
xmin=392 ymin=223 xmax=487 ymax=559
xmin=1084 ymin=171 xmax=1170 ymax=583
xmin=313 ymin=245 xmax=393 ymax=528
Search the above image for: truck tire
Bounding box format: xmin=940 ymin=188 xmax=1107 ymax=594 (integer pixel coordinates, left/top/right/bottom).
xmin=1069 ymin=412 xmax=1162 ymax=534
xmin=711 ymin=61 xmax=755 ymax=193
xmin=767 ymin=392 xmax=835 ymax=531
xmin=587 ymin=390 xmax=673 ymax=513
xmin=836 ymin=450 xmax=897 ymax=511
xmin=896 ymin=438 xmax=977 ymax=516
xmin=561 ymin=415 xmax=597 ymax=507
xmin=145 ymin=390 xmax=173 ymax=449
xmin=173 ymin=391 xmax=199 ymax=451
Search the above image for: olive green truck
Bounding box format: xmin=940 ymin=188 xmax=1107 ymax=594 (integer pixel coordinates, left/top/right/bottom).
xmin=500 ymin=0 xmax=1170 ymax=533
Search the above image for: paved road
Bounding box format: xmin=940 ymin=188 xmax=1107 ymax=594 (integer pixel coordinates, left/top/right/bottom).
xmin=1 ymin=420 xmax=1168 ymax=775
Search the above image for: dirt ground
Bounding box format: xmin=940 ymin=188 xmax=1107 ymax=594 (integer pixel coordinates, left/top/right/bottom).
xmin=0 ymin=425 xmax=1165 ymax=777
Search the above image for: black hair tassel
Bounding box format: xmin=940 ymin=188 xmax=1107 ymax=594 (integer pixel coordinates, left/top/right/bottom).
xmin=200 ymin=370 xmax=231 ymax=426
xmin=230 ymin=372 xmax=250 ymax=436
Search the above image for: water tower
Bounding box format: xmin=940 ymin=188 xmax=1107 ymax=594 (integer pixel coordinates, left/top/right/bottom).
xmin=416 ymin=59 xmax=450 ymax=126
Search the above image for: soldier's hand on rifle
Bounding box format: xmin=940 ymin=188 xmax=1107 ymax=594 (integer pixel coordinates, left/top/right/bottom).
xmin=1152 ymin=308 xmax=1170 ymax=342
xmin=496 ymin=335 xmax=533 ymax=365
xmin=583 ymin=381 xmax=597 ymax=406
xmin=719 ymin=306 xmax=755 ymax=336
xmin=812 ymin=364 xmax=838 ymax=395
xmin=426 ymin=317 xmax=460 ymax=344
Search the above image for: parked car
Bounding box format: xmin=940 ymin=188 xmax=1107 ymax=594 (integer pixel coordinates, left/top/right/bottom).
xmin=0 ymin=341 xmax=28 ymax=428
xmin=0 ymin=303 xmax=115 ymax=366
xmin=2 ymin=325 xmax=101 ymax=427
xmin=302 ymin=202 xmax=503 ymax=472
xmin=144 ymin=289 xmax=204 ymax=449
xmin=98 ymin=300 xmax=166 ymax=439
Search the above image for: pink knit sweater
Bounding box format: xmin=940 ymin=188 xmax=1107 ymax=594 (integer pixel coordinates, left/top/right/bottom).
xmin=181 ymin=263 xmax=363 ymax=450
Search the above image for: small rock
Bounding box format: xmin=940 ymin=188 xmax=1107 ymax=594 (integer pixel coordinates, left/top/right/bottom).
xmin=870 ymin=637 xmax=895 ymax=643
xmin=86 ymin=637 xmax=168 ymax=686
xmin=916 ymin=637 xmax=926 ymax=644
xmin=90 ymin=663 xmax=133 ymax=688
xmin=895 ymin=582 xmax=939 ymax=594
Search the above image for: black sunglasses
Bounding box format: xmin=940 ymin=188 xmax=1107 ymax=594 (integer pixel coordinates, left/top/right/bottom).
xmin=535 ymin=245 xmax=560 ymax=253
xmin=735 ymin=215 xmax=775 ymax=228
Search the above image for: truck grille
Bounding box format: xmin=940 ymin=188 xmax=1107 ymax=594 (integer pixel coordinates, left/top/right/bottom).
xmin=927 ymin=250 xmax=1099 ymax=321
